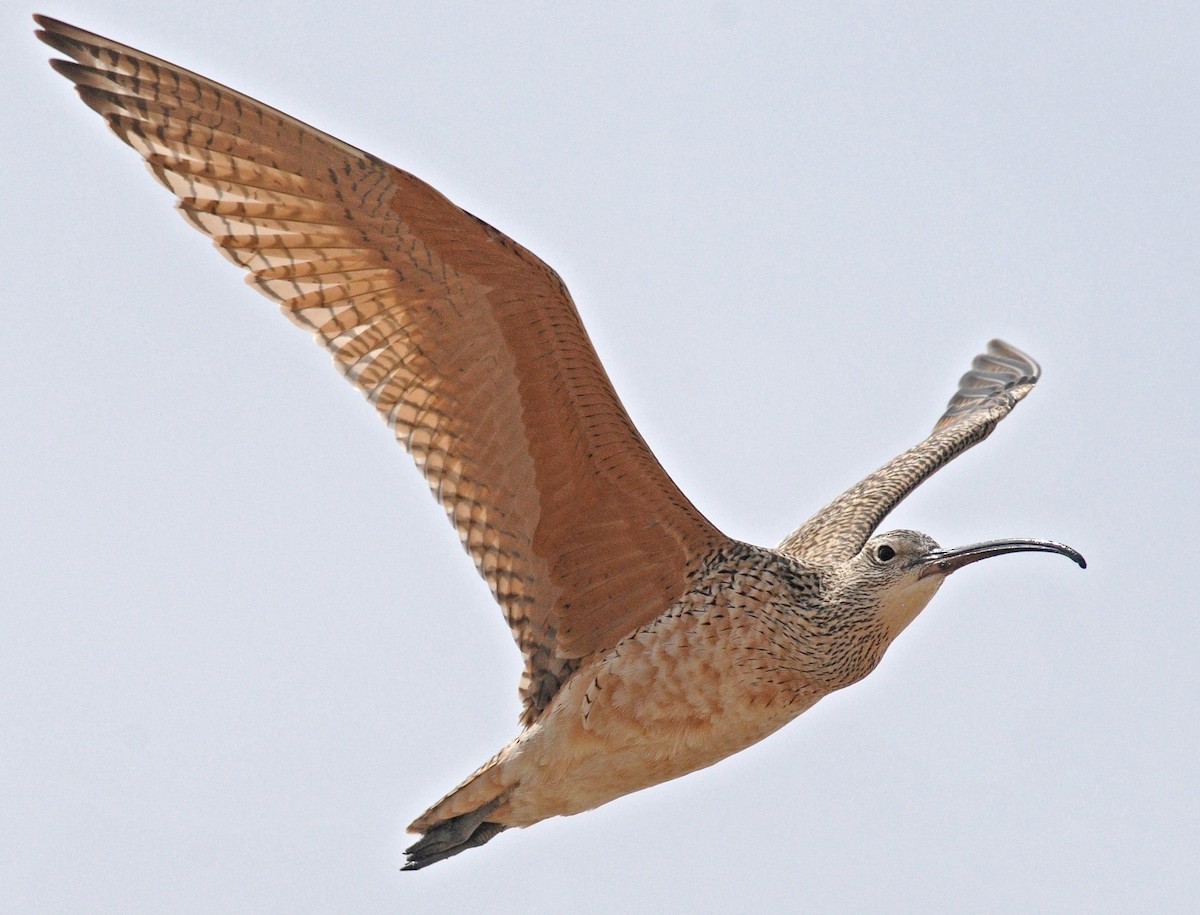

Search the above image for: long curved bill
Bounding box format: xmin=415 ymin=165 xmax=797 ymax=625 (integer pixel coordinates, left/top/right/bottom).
xmin=919 ymin=539 xmax=1086 ymax=578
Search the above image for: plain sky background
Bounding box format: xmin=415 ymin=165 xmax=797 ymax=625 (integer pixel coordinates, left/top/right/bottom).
xmin=3 ymin=1 xmax=1197 ymax=912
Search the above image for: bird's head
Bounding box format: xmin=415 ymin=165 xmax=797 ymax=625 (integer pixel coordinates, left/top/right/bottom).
xmin=848 ymin=529 xmax=1086 ymax=640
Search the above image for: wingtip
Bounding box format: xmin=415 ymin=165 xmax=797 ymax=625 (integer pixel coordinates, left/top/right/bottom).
xmin=984 ymin=339 xmax=1041 ymax=381
xmin=33 ymin=13 xmax=70 ymax=38
xmin=33 ymin=14 xmax=83 ymax=56
xmin=33 ymin=14 xmax=54 ymax=48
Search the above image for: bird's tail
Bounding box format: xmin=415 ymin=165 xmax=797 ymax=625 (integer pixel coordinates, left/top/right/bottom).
xmin=403 ymin=750 xmax=515 ymax=870
xmin=403 ymin=798 xmax=508 ymax=870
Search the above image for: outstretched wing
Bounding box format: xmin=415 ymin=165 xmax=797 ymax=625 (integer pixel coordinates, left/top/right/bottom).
xmin=37 ymin=16 xmax=729 ymax=724
xmin=778 ymin=340 xmax=1040 ymax=563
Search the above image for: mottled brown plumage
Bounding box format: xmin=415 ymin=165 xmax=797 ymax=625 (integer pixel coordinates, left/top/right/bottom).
xmin=37 ymin=15 xmax=1085 ymax=871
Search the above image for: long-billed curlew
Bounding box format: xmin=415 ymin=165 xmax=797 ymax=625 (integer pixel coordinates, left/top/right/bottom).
xmin=36 ymin=15 xmax=1085 ymax=870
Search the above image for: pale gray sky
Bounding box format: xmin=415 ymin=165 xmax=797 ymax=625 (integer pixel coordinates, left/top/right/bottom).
xmin=4 ymin=2 xmax=1197 ymax=912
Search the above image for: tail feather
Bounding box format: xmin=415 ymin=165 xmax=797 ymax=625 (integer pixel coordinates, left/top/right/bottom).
xmin=403 ymin=798 xmax=507 ymax=870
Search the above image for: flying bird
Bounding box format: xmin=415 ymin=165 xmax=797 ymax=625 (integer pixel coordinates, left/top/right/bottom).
xmin=36 ymin=15 xmax=1085 ymax=870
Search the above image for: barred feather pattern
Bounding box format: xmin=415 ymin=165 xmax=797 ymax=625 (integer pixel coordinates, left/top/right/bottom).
xmin=38 ymin=16 xmax=727 ymax=724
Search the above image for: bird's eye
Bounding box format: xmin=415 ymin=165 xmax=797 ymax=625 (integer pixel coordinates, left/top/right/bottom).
xmin=875 ymin=544 xmax=897 ymax=563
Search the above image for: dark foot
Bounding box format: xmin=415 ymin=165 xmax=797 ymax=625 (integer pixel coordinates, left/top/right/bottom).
xmin=403 ymin=800 xmax=507 ymax=870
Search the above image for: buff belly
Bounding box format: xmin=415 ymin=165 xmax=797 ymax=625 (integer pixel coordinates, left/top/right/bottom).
xmin=483 ymin=607 xmax=825 ymax=827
